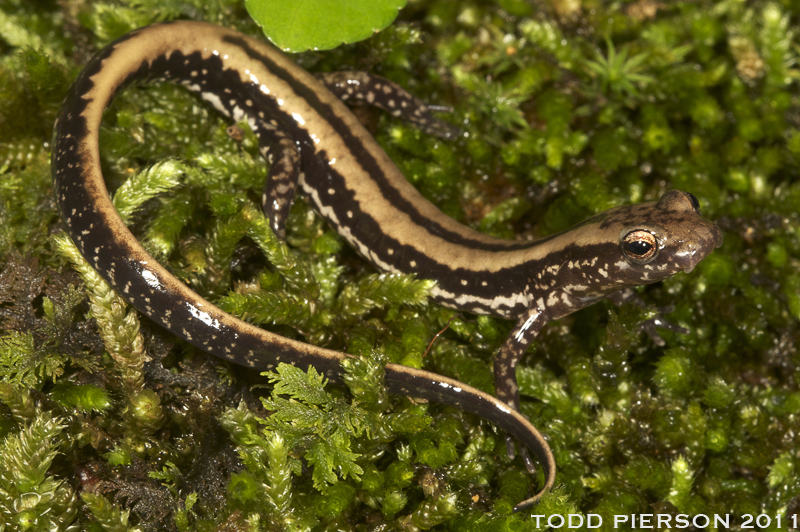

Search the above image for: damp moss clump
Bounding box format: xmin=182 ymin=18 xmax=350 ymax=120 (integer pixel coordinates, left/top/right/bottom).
xmin=0 ymin=0 xmax=798 ymax=529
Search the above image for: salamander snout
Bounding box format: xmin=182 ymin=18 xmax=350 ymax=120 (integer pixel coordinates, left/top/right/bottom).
xmin=656 ymin=190 xmax=723 ymax=273
xmin=676 ymin=228 xmax=721 ymax=273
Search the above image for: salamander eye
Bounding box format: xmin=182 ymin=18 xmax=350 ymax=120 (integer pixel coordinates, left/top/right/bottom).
xmin=621 ymin=230 xmax=658 ymax=263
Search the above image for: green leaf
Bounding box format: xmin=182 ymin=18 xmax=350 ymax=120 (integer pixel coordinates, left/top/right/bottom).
xmin=245 ymin=0 xmax=407 ymax=52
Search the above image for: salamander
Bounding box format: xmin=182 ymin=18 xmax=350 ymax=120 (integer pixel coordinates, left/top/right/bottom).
xmin=51 ymin=21 xmax=723 ymax=511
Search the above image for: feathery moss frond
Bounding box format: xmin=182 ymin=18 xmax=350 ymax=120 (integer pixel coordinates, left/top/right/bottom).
xmin=112 ymin=160 xmax=186 ymax=225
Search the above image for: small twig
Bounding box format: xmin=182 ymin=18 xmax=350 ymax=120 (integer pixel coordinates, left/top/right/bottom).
xmin=423 ymin=314 xmax=462 ymax=357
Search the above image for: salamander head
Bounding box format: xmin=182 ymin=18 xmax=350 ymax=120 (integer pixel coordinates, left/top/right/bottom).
xmin=610 ymin=190 xmax=723 ymax=277
xmin=540 ymin=190 xmax=722 ymax=299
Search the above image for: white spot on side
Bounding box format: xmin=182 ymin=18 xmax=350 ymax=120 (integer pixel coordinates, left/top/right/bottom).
xmin=186 ymin=302 xmax=222 ymax=330
xmin=141 ymin=269 xmax=163 ymax=290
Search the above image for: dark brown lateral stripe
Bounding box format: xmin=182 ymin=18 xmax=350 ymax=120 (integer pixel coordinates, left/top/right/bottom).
xmin=223 ymin=34 xmax=537 ymax=253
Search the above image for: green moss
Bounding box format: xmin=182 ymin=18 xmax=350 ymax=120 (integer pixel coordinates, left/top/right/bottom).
xmin=81 ymin=492 xmax=137 ymax=532
xmin=50 ymin=382 xmax=111 ymax=413
xmin=653 ymin=348 xmax=695 ymax=399
xmin=0 ymin=412 xmax=78 ymax=529
xmin=591 ymin=126 xmax=638 ymax=172
xmin=1 ymin=0 xmax=799 ymax=528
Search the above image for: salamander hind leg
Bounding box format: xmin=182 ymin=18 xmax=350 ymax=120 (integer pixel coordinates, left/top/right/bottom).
xmin=317 ymin=71 xmax=458 ymax=139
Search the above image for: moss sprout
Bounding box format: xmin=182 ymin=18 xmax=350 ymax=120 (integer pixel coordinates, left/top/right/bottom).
xmin=0 ymin=412 xmax=79 ymax=530
xmin=81 ymin=492 xmax=141 ymax=532
xmin=53 ymin=236 xmax=148 ymax=398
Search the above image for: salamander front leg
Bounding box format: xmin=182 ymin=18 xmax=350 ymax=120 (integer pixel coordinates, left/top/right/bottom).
xmin=495 ymin=302 xmax=549 ymax=469
xmin=316 ymin=71 xmax=458 ymax=139
xmin=257 ymin=129 xmax=301 ymax=239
